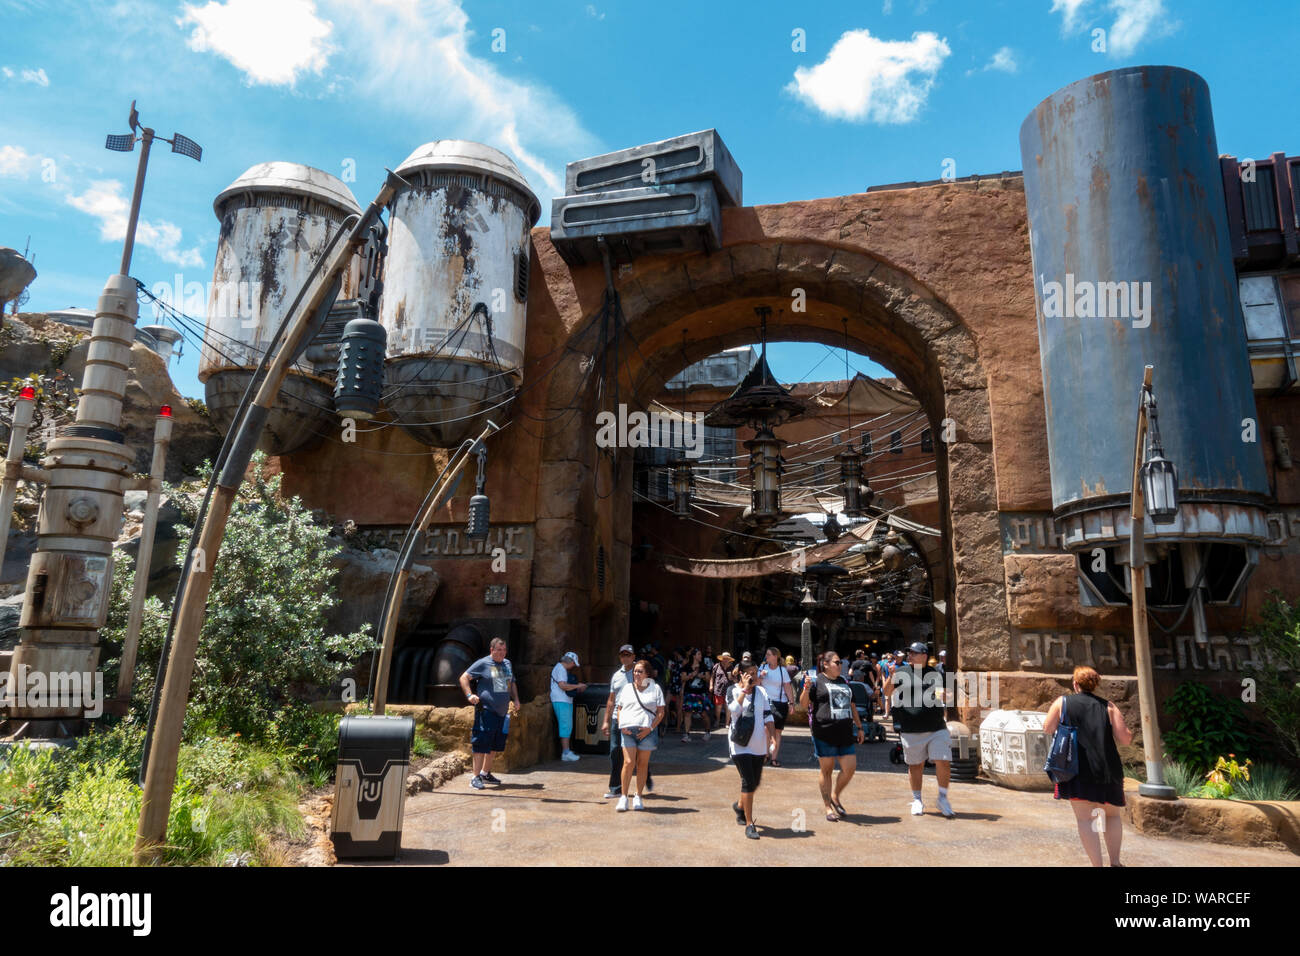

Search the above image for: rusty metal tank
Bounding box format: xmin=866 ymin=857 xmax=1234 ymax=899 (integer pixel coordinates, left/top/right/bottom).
xmin=380 ymin=141 xmax=540 ymax=447
xmin=201 ymin=162 xmax=362 ymax=454
xmin=1019 ymin=66 xmax=1270 ymax=556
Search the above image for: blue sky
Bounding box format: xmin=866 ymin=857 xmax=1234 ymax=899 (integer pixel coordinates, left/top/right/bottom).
xmin=2 ymin=0 xmax=1297 ymax=399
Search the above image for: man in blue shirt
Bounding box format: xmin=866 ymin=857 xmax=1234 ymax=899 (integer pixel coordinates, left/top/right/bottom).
xmin=459 ymin=637 xmax=521 ymax=790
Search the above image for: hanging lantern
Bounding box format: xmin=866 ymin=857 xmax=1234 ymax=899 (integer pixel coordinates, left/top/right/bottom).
xmin=1142 ymin=394 xmax=1179 ymax=525
xmin=746 ymin=425 xmax=784 ymax=523
xmin=670 ymin=457 xmax=694 ymax=518
xmin=838 ymin=447 xmax=865 ymax=516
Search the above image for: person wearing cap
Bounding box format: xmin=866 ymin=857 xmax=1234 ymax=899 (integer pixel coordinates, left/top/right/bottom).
xmin=885 ymin=642 xmax=955 ymax=818
xmin=550 ymin=651 xmax=588 ymax=762
xmin=602 ymin=644 xmax=653 ymax=798
xmin=936 ymin=649 xmax=947 ymax=683
xmin=712 ymin=651 xmax=736 ymax=728
xmin=878 ymin=651 xmax=896 ymax=717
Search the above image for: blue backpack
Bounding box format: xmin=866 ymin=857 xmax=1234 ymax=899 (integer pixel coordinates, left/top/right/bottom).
xmin=1044 ymin=696 xmax=1079 ymax=784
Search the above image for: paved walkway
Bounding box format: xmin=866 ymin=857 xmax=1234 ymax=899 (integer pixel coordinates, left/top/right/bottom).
xmin=356 ymin=725 xmax=1299 ymax=867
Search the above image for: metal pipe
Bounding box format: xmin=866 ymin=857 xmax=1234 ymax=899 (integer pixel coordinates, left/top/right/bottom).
xmin=134 ymin=175 xmax=399 ymax=864
xmin=1129 ymin=366 xmax=1176 ymax=800
xmin=0 ymin=389 xmax=37 ymax=576
xmin=116 ymin=408 xmax=173 ymax=704
xmin=371 ymin=422 xmax=498 ymax=715
xmin=120 ymin=129 xmax=154 ymax=276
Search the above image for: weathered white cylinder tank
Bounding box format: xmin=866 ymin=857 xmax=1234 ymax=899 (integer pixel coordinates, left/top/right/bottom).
xmin=381 ymin=141 xmax=540 ymax=447
xmin=200 ymin=162 xmax=362 ymax=454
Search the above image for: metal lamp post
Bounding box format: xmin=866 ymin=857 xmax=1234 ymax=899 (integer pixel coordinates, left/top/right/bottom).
xmin=1129 ymin=365 xmax=1177 ymax=799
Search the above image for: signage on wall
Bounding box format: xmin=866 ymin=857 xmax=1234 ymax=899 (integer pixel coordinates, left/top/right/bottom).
xmin=355 ymin=524 xmax=534 ymax=560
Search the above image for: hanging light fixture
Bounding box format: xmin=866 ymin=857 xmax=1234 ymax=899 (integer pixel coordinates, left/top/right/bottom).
xmin=1141 ymin=388 xmax=1179 ymax=525
xmin=837 ymin=317 xmax=866 ymax=517
xmin=704 ymin=306 xmax=805 ymax=527
xmin=669 ymin=329 xmax=694 ymax=518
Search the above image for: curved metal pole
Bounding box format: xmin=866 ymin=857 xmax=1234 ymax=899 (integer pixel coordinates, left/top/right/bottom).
xmin=371 ymin=420 xmax=499 ymax=715
xmin=132 ymin=174 xmax=401 ymax=864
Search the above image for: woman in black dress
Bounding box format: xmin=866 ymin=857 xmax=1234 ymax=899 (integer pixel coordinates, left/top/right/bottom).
xmin=1043 ymin=665 xmax=1134 ymax=867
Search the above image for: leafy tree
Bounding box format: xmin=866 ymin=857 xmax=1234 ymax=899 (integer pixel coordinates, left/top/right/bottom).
xmin=102 ymin=454 xmax=375 ymax=742
xmin=1247 ymin=591 xmax=1300 ymax=765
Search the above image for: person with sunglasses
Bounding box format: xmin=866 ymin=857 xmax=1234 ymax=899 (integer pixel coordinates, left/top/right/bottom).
xmin=799 ymin=649 xmax=865 ymax=822
xmin=613 ymin=659 xmax=664 ymax=812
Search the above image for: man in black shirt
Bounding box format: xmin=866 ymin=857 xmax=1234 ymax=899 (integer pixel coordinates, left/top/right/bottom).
xmin=885 ymin=641 xmax=955 ymax=818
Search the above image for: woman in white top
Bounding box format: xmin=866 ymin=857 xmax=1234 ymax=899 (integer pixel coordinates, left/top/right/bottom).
xmin=614 ymin=659 xmax=664 ymax=812
xmin=727 ymin=664 xmax=776 ymax=839
xmin=757 ymin=646 xmax=795 ymax=767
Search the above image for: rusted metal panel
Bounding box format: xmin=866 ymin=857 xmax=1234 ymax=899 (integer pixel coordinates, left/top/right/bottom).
xmin=380 ymin=141 xmax=538 ymax=447
xmin=201 ymin=162 xmax=361 ymax=453
xmin=1019 ymin=66 xmax=1270 ymax=545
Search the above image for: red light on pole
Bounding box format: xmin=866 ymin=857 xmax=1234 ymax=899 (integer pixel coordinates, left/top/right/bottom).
xmin=158 ymin=405 xmax=172 ymax=418
xmin=18 ymin=386 xmax=36 ymax=401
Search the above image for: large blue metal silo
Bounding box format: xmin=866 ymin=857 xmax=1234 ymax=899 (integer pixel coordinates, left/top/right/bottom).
xmin=1020 ymin=67 xmax=1270 ymax=570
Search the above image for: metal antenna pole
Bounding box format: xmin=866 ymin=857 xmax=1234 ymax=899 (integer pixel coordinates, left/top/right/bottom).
xmin=120 ymin=129 xmax=154 ymax=276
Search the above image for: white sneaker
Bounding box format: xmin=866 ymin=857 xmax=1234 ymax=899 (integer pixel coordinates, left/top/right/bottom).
xmin=561 ymin=751 xmax=581 ymax=762
xmin=632 ymin=795 xmax=644 ymax=811
xmin=937 ymin=794 xmax=955 ymax=818
xmin=616 ymin=795 xmax=629 ymax=812
xmin=910 ymin=798 xmax=924 ymax=816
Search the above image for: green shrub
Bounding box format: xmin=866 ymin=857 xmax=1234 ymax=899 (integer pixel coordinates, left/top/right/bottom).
xmin=1248 ymin=592 xmax=1300 ymax=765
xmin=100 ymin=453 xmax=374 ymax=773
xmin=1231 ymin=763 xmax=1300 ymax=803
xmin=1160 ymin=759 xmax=1204 ymax=798
xmin=0 ymin=736 xmax=307 ymax=866
xmin=1162 ymin=683 xmax=1253 ymax=772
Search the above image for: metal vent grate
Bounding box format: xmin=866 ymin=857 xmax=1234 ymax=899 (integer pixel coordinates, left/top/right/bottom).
xmin=514 ymin=249 xmax=529 ymax=303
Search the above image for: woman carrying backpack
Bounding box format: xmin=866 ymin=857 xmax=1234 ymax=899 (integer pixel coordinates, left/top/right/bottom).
xmin=727 ymin=663 xmax=775 ymax=840
xmin=1042 ymin=665 xmax=1134 ymax=867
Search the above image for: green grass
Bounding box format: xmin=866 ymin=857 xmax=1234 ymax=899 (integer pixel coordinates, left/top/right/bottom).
xmin=1160 ymin=759 xmax=1205 ymax=798
xmin=0 ymin=725 xmax=308 ymax=866
xmin=1231 ymin=763 xmax=1300 ymax=803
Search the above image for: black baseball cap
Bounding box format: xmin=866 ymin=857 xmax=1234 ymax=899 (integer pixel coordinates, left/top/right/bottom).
xmin=907 ymin=642 xmax=929 ymax=654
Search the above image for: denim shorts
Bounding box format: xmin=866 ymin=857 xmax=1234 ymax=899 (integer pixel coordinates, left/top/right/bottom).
xmin=552 ymin=701 xmax=573 ymax=738
xmin=471 ymin=707 xmax=509 ymax=754
xmin=812 ymin=736 xmax=856 ymax=759
xmin=620 ymin=728 xmax=658 ymax=752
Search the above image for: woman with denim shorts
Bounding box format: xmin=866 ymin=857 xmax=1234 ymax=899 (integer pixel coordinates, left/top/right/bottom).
xmin=799 ymin=649 xmax=865 ymax=822
xmin=613 ymin=659 xmax=664 ymax=812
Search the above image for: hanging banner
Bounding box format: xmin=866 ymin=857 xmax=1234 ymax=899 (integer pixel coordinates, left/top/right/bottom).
xmin=660 ymin=519 xmax=878 ymax=578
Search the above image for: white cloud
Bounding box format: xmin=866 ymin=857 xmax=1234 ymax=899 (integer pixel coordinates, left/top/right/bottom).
xmin=585 ymin=4 xmax=605 ymax=20
xmin=786 ymin=29 xmax=950 ymax=124
xmin=1050 ymin=0 xmax=1089 ymax=31
xmin=1049 ymin=0 xmax=1175 ymax=56
xmin=1108 ymin=0 xmax=1172 ymax=56
xmin=65 ymin=180 xmax=203 ymax=268
xmin=325 ymin=0 xmax=596 ymax=197
xmin=0 ymin=145 xmax=39 ymax=176
xmin=2 ymin=66 xmax=50 ymax=86
xmin=985 ymin=46 xmax=1018 ymax=73
xmin=179 ymin=0 xmax=333 ymax=85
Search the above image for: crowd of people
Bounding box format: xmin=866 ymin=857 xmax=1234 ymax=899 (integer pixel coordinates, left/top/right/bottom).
xmin=457 ymin=639 xmax=1133 ymax=862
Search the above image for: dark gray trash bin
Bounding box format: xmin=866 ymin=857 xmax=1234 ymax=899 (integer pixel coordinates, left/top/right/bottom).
xmin=331 ymin=714 xmax=415 ymax=859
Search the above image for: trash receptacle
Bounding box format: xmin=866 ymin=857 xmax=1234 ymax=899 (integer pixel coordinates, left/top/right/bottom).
xmin=571 ymin=683 xmax=610 ymax=755
xmin=331 ymin=714 xmax=415 ymax=859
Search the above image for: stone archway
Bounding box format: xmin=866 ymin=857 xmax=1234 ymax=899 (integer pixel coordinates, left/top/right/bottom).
xmin=528 ymin=234 xmax=1008 ymax=681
